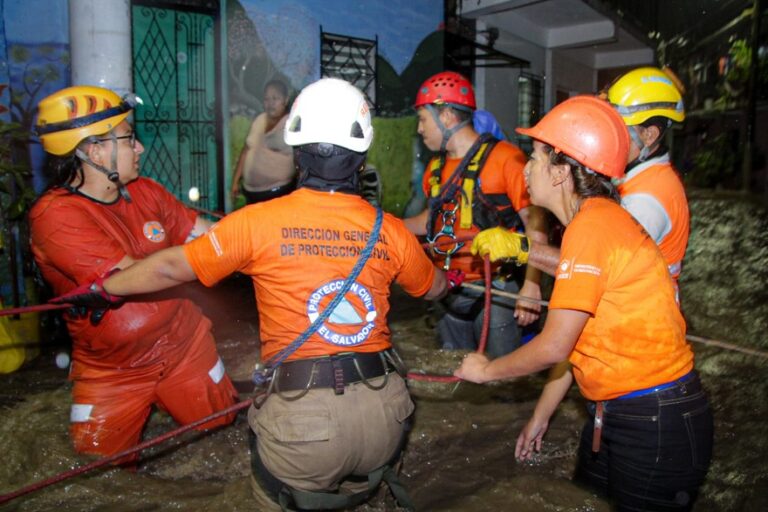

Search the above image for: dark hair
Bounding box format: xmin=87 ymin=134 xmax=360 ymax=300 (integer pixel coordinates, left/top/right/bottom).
xmin=45 ymin=153 xmax=84 ymax=191
xmin=264 ymin=79 xmax=288 ymax=98
xmin=640 ymin=115 xmax=671 ymax=143
xmin=438 ymin=104 xmax=473 ymax=124
xmin=545 ymin=145 xmax=620 ymax=203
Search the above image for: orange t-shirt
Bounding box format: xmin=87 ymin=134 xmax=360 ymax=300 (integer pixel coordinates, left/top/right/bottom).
xmin=421 ymin=140 xmax=530 ymax=279
xmin=616 ymin=155 xmax=690 ymax=282
xmin=184 ymin=188 xmax=436 ymax=362
xmin=29 ymin=178 xmax=203 ymax=373
xmin=548 ymin=198 xmax=693 ymax=401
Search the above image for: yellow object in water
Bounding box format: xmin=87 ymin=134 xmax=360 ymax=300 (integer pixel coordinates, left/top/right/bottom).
xmin=0 ymin=279 xmax=41 ymax=373
xmin=0 ymin=312 xmax=41 ymax=373
xmin=0 ymin=316 xmax=26 ymax=373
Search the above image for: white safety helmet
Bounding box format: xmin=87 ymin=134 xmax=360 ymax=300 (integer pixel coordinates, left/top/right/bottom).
xmin=284 ymin=78 xmax=374 ymax=153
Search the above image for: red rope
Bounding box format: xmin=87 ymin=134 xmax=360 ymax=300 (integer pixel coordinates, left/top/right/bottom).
xmin=476 ymin=256 xmax=492 ymax=354
xmin=0 ymin=302 xmax=72 ymax=317
xmin=407 ymin=255 xmax=492 ymax=384
xmin=0 ymin=397 xmax=255 ymax=505
xmin=190 ymin=205 xmax=225 ymax=219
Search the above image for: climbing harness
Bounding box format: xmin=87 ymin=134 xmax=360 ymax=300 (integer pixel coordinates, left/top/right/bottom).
xmin=430 ymin=201 xmax=462 ymax=269
xmin=426 ymin=133 xmax=523 ymax=270
xmin=251 ymin=207 xmax=383 ymax=388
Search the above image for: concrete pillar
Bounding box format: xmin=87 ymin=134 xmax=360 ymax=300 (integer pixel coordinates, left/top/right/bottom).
xmin=69 ymin=0 xmax=132 ymax=95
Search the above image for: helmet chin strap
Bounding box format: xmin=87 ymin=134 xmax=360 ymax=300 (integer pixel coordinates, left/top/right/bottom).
xmin=629 ymin=126 xmax=651 ymax=163
xmin=75 ymin=133 xmax=132 ymax=202
xmin=425 ymin=104 xmax=471 ymax=153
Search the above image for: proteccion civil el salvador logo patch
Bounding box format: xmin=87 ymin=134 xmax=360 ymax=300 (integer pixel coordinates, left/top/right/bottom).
xmin=143 ymin=221 xmax=166 ymax=243
xmin=306 ymin=279 xmax=378 ymax=347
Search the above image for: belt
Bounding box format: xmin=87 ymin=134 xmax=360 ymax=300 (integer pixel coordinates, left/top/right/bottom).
xmin=273 ymin=351 xmax=397 ymax=394
xmin=616 ymin=371 xmax=695 ymax=401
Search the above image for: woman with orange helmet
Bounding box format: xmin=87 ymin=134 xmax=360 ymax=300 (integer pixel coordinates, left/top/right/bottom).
xmin=456 ymin=96 xmax=713 ymax=511
xmin=30 ymin=85 xmax=238 ymax=460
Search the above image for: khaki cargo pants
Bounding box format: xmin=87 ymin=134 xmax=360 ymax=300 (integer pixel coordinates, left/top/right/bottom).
xmin=248 ymin=373 xmax=414 ymax=508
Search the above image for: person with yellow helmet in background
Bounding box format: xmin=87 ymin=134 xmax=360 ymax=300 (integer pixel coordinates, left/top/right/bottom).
xmin=404 ymin=71 xmax=548 ymax=357
xmin=456 ymin=95 xmax=713 ymax=511
xmin=29 ymin=85 xmax=238 ymax=461
xmin=608 ymin=66 xmax=689 ymax=296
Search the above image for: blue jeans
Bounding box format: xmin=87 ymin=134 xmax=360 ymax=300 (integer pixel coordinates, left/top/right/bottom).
xmin=437 ymin=278 xmax=521 ymax=357
xmin=574 ymin=372 xmax=713 ymax=511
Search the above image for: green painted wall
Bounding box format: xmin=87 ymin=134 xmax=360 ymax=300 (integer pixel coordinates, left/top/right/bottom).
xmin=228 ymin=115 xmax=419 ymax=217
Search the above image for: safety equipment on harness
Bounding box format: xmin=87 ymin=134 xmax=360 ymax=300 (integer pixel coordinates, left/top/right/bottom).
xmin=607 ymin=67 xmax=685 ymax=126
xmin=50 ymin=268 xmax=124 ymax=325
xmin=359 ymin=164 xmax=382 ymax=206
xmin=446 ymin=269 xmax=466 ymax=290
xmin=36 ymin=85 xmax=141 ymax=156
xmin=414 ymin=71 xmax=476 ymax=111
xmin=471 ymin=227 xmax=530 ymax=265
xmin=516 ymin=95 xmax=630 ymax=179
xmin=284 ymin=78 xmax=373 ymax=153
xmin=426 ymin=133 xmax=523 ymax=269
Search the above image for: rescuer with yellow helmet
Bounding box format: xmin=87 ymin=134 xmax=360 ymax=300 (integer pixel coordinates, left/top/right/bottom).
xmin=608 ymin=66 xmax=690 ymax=292
xmin=29 ymin=85 xmax=238 ymax=460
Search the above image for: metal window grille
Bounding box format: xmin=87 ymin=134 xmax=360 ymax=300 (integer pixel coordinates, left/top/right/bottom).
xmin=320 ymin=28 xmax=377 ymax=108
xmin=517 ymin=72 xmax=544 ymax=131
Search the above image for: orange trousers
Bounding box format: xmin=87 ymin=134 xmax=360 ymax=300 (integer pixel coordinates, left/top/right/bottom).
xmin=69 ymin=322 xmax=238 ymax=459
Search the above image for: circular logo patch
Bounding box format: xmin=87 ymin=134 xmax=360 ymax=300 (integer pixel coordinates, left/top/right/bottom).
xmin=306 ymin=279 xmax=377 ymax=347
xmin=143 ymin=221 xmax=166 ymax=243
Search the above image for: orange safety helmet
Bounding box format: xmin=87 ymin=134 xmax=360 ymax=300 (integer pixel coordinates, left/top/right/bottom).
xmin=516 ymin=95 xmax=630 ymax=179
xmin=414 ymin=71 xmax=476 ymax=111
xmin=35 ymin=85 xmax=139 ymax=156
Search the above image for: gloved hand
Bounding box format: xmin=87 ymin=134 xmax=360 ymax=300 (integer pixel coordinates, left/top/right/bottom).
xmin=52 ymin=269 xmax=124 ymax=325
xmin=470 ymin=227 xmax=530 ymax=264
xmin=445 ymin=269 xmax=465 ymax=290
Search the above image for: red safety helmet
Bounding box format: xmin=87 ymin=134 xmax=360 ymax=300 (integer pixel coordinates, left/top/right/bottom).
xmin=414 ymin=71 xmax=476 ymax=111
xmin=516 ymin=95 xmax=629 ymax=179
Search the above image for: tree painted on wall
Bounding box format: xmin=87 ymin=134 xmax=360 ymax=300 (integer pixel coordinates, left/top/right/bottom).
xmin=8 ymin=44 xmax=67 ymax=134
xmin=227 ymin=0 xmax=291 ymax=116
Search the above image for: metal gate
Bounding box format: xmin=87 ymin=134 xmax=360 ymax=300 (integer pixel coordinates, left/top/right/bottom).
xmin=320 ymin=29 xmax=377 ymax=109
xmin=131 ymin=1 xmax=222 ymax=211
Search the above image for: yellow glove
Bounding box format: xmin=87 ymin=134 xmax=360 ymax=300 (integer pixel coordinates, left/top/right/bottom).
xmin=470 ymin=227 xmax=530 ymax=264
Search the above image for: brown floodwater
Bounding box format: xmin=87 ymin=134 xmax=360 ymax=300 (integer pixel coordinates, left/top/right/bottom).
xmin=1 ymin=193 xmax=766 ymax=511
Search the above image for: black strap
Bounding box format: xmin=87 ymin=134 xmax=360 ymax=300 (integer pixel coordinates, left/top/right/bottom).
xmin=278 ymin=465 xmax=414 ymax=511
xmin=427 ymin=133 xmax=497 ymax=239
xmin=35 ymin=98 xmax=136 ymax=135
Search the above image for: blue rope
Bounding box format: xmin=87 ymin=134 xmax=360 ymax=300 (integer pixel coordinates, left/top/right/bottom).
xmin=253 ymin=208 xmax=384 ymax=386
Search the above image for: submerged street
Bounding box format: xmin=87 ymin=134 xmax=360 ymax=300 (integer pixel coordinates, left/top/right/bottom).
xmin=1 ymin=194 xmax=767 ymax=511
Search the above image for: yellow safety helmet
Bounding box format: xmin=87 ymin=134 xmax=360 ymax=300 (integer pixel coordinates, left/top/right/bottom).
xmin=607 ymin=67 xmax=685 ymax=126
xmin=35 ymin=85 xmax=139 ymax=156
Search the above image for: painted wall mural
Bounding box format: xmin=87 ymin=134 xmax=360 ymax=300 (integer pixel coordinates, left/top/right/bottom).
xmin=227 ymin=0 xmax=444 ymax=214
xmin=228 ymin=0 xmax=444 ymax=116
xmin=2 ymin=0 xmax=69 ymax=193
